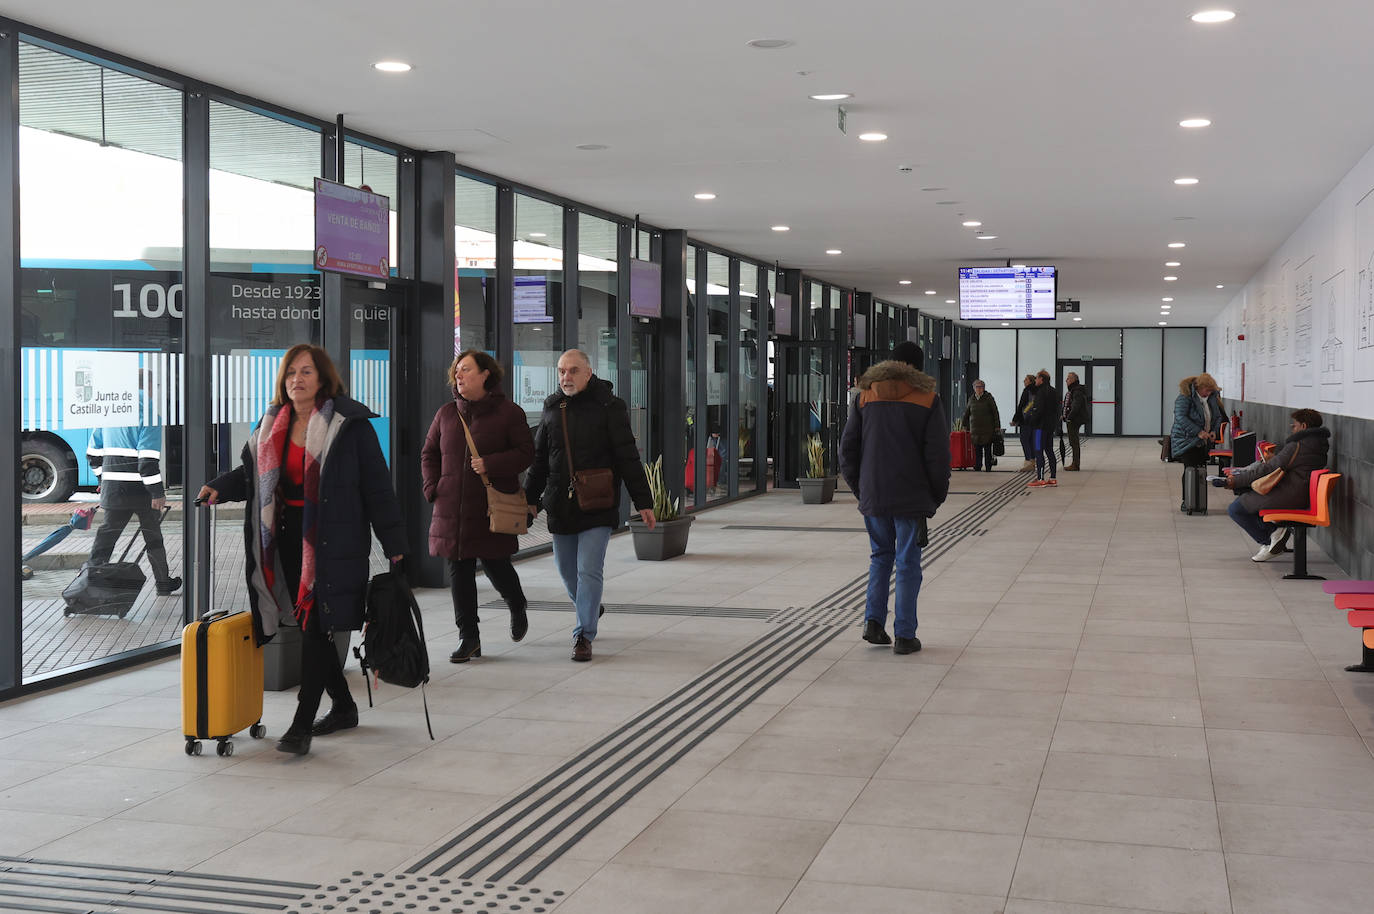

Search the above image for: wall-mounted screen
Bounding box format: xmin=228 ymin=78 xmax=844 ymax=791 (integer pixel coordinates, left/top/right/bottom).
xmin=775 ymin=292 xmax=793 ymax=336
xmin=513 ymin=275 xmax=553 ymax=323
xmin=958 ymin=265 xmax=1057 ymax=320
xmin=628 ymin=258 xmax=662 ymax=318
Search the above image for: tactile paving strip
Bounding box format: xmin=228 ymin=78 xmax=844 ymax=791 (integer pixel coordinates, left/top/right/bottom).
xmin=296 ymin=872 xmax=564 ymax=914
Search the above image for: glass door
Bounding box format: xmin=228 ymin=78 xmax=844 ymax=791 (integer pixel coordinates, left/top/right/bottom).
xmin=1088 ymin=360 xmax=1121 ymax=436
xmin=775 ymin=342 xmax=836 ymax=484
xmin=628 ymin=322 xmax=658 ymax=464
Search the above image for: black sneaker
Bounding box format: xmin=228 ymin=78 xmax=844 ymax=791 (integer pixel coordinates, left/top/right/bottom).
xmin=893 ymin=636 xmax=922 ymax=655
xmin=156 ymin=576 xmax=183 ymax=595
xmin=862 ymin=620 xmax=892 ymax=645
xmin=275 ymin=729 xmax=311 ymax=755
xmin=572 ymin=635 xmax=593 ymax=662
xmin=311 ymin=706 xmax=359 ymax=736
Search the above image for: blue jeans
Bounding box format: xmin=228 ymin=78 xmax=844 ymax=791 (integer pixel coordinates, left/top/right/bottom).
xmin=1228 ymin=498 xmax=1276 ymax=545
xmin=552 ymin=525 xmax=613 ymax=641
xmin=1034 ymin=429 xmax=1057 ymax=479
xmin=863 ymin=516 xmax=923 ymax=640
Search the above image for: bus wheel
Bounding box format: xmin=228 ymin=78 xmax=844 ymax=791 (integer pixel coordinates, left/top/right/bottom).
xmin=21 ymin=440 xmax=75 ymax=503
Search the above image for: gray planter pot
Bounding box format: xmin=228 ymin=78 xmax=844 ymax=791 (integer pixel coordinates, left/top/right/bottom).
xmin=799 ymin=476 xmax=837 ymax=504
xmin=629 ymin=515 xmax=695 ymax=561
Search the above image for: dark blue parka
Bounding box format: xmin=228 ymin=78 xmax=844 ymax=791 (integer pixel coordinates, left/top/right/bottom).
xmin=209 ymin=395 xmax=406 ymax=644
xmin=840 ymin=360 xmax=951 ymax=518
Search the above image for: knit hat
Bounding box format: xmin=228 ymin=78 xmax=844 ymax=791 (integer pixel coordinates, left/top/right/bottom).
xmin=890 ymin=341 xmax=924 ymax=371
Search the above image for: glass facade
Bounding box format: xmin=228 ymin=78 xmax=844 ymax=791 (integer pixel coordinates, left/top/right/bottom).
xmin=18 ymin=42 xmax=187 ymax=681
xmin=0 ymin=21 xmax=970 ymax=697
xmin=513 ymin=194 xmax=563 ymax=424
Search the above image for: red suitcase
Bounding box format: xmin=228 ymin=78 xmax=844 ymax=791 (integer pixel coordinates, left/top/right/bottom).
xmin=950 ymin=429 xmax=975 ymax=470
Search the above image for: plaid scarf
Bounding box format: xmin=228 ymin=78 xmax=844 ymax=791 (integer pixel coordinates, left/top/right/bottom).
xmin=256 ymin=398 xmax=334 ymax=628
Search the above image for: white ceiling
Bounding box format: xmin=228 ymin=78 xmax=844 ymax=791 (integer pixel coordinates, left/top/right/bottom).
xmin=7 ymin=0 xmax=1374 ymax=328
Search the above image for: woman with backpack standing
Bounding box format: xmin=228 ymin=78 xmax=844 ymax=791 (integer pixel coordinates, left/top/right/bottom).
xmin=197 ymin=344 xmax=406 ymax=756
xmin=421 ymin=350 xmax=535 ymax=664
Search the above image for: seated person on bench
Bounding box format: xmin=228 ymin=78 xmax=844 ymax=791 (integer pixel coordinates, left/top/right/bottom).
xmin=1214 ymin=408 xmax=1329 ymax=563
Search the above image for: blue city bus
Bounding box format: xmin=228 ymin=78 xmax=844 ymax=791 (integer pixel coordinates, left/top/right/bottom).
xmin=21 ymin=260 xmax=390 ymax=501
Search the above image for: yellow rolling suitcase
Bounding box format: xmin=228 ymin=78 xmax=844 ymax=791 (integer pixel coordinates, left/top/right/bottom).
xmin=181 ymin=610 xmax=266 ymax=756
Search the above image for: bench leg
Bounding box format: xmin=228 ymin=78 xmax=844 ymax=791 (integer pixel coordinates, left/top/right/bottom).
xmin=1282 ymin=526 xmax=1325 ymax=581
xmin=1345 ymin=632 xmax=1374 ymax=673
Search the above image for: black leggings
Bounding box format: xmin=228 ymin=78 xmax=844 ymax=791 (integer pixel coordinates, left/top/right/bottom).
xmin=449 ymin=557 xmax=527 ymax=642
xmin=278 ymin=505 xmax=353 ymax=732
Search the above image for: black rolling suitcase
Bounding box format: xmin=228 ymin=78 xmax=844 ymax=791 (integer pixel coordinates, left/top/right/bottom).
xmin=62 ymin=505 xmax=171 ymax=618
xmin=1182 ymin=465 xmax=1208 ymax=516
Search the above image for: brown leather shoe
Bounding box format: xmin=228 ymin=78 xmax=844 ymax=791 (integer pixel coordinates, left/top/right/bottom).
xmin=1066 ymin=464 xmax=1080 ymax=471
xmin=572 ymin=635 xmax=592 ymax=662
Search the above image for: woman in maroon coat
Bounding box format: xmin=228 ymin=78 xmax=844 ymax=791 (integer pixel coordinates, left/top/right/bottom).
xmin=422 ymin=350 xmax=535 ymax=663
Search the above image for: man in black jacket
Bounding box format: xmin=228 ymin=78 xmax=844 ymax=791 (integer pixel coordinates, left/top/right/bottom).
xmin=526 ymin=350 xmax=655 ymax=662
xmin=1027 ymin=369 xmax=1060 ymax=487
xmin=839 ymin=342 xmax=950 ymax=655
xmin=1062 ymin=372 xmax=1089 ymax=471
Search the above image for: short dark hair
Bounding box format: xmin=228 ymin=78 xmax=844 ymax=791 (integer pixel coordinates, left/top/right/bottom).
xmin=449 ymin=350 xmax=504 ymax=391
xmin=1291 ymin=408 xmax=1323 ymax=428
xmin=1036 ymin=369 xmax=1051 ymax=382
xmin=272 ymin=344 xmax=345 ymax=407
xmin=890 ymin=341 xmax=924 ymax=370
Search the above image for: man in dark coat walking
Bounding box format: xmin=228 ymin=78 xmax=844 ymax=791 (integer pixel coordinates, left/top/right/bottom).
xmin=526 ymin=349 xmax=655 ymax=662
xmin=1026 ymin=369 xmax=1061 ymax=487
xmin=839 ymin=341 xmax=950 ymax=655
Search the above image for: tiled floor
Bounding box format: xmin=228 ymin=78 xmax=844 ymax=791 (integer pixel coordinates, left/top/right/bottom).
xmin=2 ymin=438 xmax=1372 ymax=913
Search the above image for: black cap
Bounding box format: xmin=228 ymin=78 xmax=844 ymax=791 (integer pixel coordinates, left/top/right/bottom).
xmin=890 ymin=341 xmax=924 ymax=370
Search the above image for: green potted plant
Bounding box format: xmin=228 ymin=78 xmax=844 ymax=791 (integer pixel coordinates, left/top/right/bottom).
xmin=629 ymin=456 xmax=695 ymax=560
xmin=798 ymin=433 xmax=837 ymax=504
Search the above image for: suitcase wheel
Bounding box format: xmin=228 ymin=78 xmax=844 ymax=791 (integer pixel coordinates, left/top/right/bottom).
xmin=216 ymin=739 xmax=234 ymax=757
xmin=185 ymin=739 xmax=202 ymax=757
xmin=249 ymin=723 xmax=267 ymax=740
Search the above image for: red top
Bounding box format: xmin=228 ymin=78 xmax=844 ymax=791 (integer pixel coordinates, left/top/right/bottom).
xmin=283 ymin=441 xmax=305 ymax=506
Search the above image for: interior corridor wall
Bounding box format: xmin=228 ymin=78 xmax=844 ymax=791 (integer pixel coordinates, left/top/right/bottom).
xmin=1123 ymin=329 xmax=1164 ymax=435
xmin=977 ymin=329 xmax=1018 ymax=421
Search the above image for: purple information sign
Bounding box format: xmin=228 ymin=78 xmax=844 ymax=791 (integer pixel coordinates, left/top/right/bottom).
xmin=628 ymin=258 xmax=661 ymax=318
xmin=775 ymin=292 xmax=793 ymax=336
xmin=314 ymin=178 xmax=390 ymax=280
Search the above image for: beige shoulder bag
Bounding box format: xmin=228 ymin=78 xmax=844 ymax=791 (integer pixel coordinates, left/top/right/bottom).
xmin=456 ymin=409 xmax=529 ymax=536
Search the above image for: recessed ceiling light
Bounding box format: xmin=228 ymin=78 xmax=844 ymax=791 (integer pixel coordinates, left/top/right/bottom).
xmin=1166 ymin=261 xmax=1181 ymax=267
xmin=962 ymin=220 xmax=982 ymax=227
xmin=1216 ymin=284 xmax=1225 ymax=289
xmin=1179 ymin=118 xmax=1212 ymax=128
xmin=826 ymin=249 xmax=842 ymax=255
xmin=746 ymin=38 xmax=794 ymax=49
xmin=1013 ymin=263 xmax=1027 ymax=269
xmin=858 ymin=132 xmax=888 ymax=142
xmin=977 ymin=235 xmax=998 ymax=240
xmin=694 ymin=192 xmax=716 ymax=200
xmin=1073 ymin=316 xmax=1083 ymax=321
xmin=924 ymin=290 xmax=937 ymax=295
xmin=1164 ymin=275 xmax=1178 ymax=281
xmin=1001 ymin=322 xmax=1010 ymax=327
xmin=1190 ymin=9 xmax=1235 ymax=23
xmin=945 ymin=299 xmax=956 ymax=304
xmin=1168 ymin=242 xmax=1186 ymax=248
xmin=372 ymin=61 xmax=412 ymax=73
xmin=1162 ymin=297 xmax=1174 ymax=302
xmin=809 ymin=93 xmax=852 ymax=101
xmin=528 ymin=232 xmax=546 ymax=238
xmin=771 ymin=225 xmax=790 ymax=232
xmin=575 ymin=143 xmax=608 ymax=151
xmin=1174 ymin=177 xmax=1200 ymax=185
xmin=1159 ymin=321 xmax=1169 ymax=325
xmin=898 ymin=280 xmax=912 ymax=285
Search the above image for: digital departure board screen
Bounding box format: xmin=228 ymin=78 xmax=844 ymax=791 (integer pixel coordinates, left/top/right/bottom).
xmin=958 ymin=265 xmax=1057 ymax=320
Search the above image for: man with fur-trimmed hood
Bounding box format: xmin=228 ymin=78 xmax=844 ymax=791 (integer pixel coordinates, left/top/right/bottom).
xmin=840 ymin=341 xmax=951 ymax=654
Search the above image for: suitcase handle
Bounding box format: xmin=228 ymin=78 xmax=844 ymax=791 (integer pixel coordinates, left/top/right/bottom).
xmin=199 ymin=609 xmax=231 ymax=623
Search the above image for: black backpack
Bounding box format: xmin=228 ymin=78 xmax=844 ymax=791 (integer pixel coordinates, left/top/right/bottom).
xmin=355 ymin=570 xmax=433 ymax=738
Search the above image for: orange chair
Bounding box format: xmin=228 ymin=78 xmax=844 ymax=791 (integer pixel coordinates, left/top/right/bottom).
xmin=1260 ymin=469 xmax=1340 ymax=581
xmin=1339 ymin=605 xmax=1374 ymax=672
